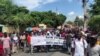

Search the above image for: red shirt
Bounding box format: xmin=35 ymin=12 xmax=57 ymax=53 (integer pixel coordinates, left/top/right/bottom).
xmin=0 ymin=42 xmax=4 ymax=54
xmin=27 ymin=35 xmax=31 ymax=44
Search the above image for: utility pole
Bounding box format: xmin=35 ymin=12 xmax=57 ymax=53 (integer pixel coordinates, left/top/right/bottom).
xmin=82 ymin=0 xmax=89 ymax=31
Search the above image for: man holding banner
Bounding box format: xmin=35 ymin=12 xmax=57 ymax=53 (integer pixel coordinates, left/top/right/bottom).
xmin=30 ymin=32 xmax=64 ymax=52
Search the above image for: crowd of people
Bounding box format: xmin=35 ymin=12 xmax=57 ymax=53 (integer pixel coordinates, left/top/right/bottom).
xmin=0 ymin=25 xmax=100 ymax=56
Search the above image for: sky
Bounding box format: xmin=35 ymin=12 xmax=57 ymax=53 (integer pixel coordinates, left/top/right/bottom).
xmin=12 ymin=0 xmax=94 ymax=21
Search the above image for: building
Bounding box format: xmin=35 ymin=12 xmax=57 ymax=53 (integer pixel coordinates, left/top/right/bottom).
xmin=39 ymin=24 xmax=47 ymax=30
xmin=0 ymin=24 xmax=17 ymax=33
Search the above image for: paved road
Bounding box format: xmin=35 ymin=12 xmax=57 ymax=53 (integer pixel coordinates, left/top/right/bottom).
xmin=12 ymin=51 xmax=71 ymax=56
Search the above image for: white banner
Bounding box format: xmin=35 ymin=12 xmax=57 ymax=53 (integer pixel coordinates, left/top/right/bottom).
xmin=31 ymin=36 xmax=46 ymax=46
xmin=31 ymin=36 xmax=64 ymax=46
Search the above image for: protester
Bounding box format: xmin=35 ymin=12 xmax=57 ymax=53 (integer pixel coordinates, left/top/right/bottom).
xmin=87 ymin=36 xmax=100 ymax=56
xmin=12 ymin=33 xmax=18 ymax=53
xmin=62 ymin=38 xmax=67 ymax=52
xmin=26 ymin=33 xmax=31 ymax=53
xmin=71 ymin=31 xmax=88 ymax=56
xmin=0 ymin=33 xmax=4 ymax=56
xmin=46 ymin=31 xmax=52 ymax=38
xmin=2 ymin=33 xmax=11 ymax=56
xmin=45 ymin=31 xmax=52 ymax=51
xmin=30 ymin=32 xmax=34 ymax=53
xmin=20 ymin=33 xmax=26 ymax=51
xmin=65 ymin=32 xmax=72 ymax=54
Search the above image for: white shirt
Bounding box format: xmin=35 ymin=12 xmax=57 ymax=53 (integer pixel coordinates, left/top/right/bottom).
xmin=71 ymin=38 xmax=88 ymax=56
xmin=88 ymin=45 xmax=100 ymax=56
xmin=13 ymin=36 xmax=18 ymax=41
xmin=46 ymin=33 xmax=52 ymax=38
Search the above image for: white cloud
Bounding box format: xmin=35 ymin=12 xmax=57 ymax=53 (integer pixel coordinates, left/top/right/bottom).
xmin=12 ymin=0 xmax=57 ymax=11
xmin=43 ymin=0 xmax=57 ymax=4
xmin=79 ymin=15 xmax=84 ymax=19
xmin=68 ymin=11 xmax=75 ymax=16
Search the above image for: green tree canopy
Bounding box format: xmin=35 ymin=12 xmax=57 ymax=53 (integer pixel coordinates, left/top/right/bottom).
xmin=0 ymin=0 xmax=66 ymax=32
xmin=90 ymin=0 xmax=100 ymax=15
xmin=74 ymin=16 xmax=84 ymax=27
xmin=30 ymin=11 xmax=66 ymax=28
xmin=88 ymin=0 xmax=100 ymax=33
xmin=88 ymin=15 xmax=100 ymax=32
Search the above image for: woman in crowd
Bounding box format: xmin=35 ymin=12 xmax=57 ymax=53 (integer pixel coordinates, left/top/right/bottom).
xmin=2 ymin=33 xmax=11 ymax=56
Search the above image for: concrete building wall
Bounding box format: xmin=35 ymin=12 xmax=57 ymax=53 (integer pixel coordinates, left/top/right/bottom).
xmin=3 ymin=26 xmax=14 ymax=33
xmin=0 ymin=24 xmax=18 ymax=33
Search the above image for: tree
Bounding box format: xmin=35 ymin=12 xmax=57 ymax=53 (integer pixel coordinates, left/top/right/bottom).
xmin=0 ymin=0 xmax=33 ymax=32
xmin=42 ymin=19 xmax=54 ymax=27
xmin=67 ymin=21 xmax=74 ymax=25
xmin=0 ymin=0 xmax=66 ymax=32
xmin=90 ymin=0 xmax=100 ymax=16
xmin=88 ymin=0 xmax=100 ymax=33
xmin=30 ymin=11 xmax=66 ymax=28
xmin=74 ymin=16 xmax=84 ymax=26
xmin=88 ymin=15 xmax=100 ymax=32
xmin=56 ymin=14 xmax=66 ymax=27
xmin=12 ymin=13 xmax=32 ymax=31
xmin=0 ymin=0 xmax=13 ymax=24
xmin=11 ymin=6 xmax=29 ymax=15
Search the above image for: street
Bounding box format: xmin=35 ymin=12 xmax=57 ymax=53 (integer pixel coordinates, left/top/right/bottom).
xmin=12 ymin=50 xmax=71 ymax=56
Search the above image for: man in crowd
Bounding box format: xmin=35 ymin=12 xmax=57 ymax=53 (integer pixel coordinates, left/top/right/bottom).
xmin=71 ymin=31 xmax=88 ymax=56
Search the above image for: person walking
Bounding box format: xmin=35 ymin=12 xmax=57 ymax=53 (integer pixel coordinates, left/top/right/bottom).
xmin=12 ymin=34 xmax=18 ymax=53
xmin=26 ymin=33 xmax=31 ymax=53
xmin=2 ymin=33 xmax=11 ymax=56
xmin=20 ymin=33 xmax=26 ymax=51
xmin=66 ymin=32 xmax=72 ymax=54
xmin=71 ymin=32 xmax=88 ymax=56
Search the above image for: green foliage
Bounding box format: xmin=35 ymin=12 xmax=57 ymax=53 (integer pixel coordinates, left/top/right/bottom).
xmin=30 ymin=11 xmax=66 ymax=28
xmin=88 ymin=15 xmax=100 ymax=32
xmin=88 ymin=0 xmax=100 ymax=33
xmin=74 ymin=16 xmax=84 ymax=26
xmin=67 ymin=21 xmax=73 ymax=24
xmin=0 ymin=0 xmax=12 ymax=23
xmin=90 ymin=0 xmax=100 ymax=15
xmin=0 ymin=0 xmax=66 ymax=32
